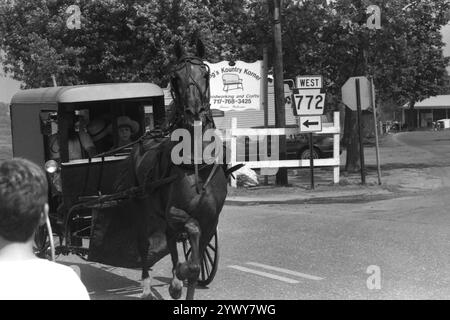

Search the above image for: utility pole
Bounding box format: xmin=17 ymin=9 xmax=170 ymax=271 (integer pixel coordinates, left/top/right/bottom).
xmin=272 ymin=0 xmax=288 ymax=185
xmin=262 ymin=46 xmax=269 ymax=185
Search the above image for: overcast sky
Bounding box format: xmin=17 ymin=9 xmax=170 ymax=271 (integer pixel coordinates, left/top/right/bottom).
xmin=2 ymin=25 xmax=450 ymax=103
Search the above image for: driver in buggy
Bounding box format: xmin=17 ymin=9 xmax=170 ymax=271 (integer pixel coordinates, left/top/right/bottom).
xmin=48 ymin=111 xmax=97 ymax=161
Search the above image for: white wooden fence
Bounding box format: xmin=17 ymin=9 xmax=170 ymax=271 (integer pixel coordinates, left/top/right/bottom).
xmin=229 ymin=111 xmax=341 ymax=187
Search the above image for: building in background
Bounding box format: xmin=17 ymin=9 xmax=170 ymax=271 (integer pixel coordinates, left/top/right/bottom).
xmin=403 ymin=95 xmax=450 ymax=128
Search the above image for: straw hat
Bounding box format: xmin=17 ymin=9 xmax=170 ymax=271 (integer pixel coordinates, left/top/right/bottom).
xmin=117 ymin=116 xmax=139 ymax=134
xmin=87 ymin=118 xmax=111 ymax=142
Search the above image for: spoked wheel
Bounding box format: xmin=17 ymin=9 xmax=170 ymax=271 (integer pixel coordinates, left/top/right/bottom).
xmin=183 ymin=230 xmax=219 ymax=287
xmin=33 ymin=224 xmax=50 ymax=259
xmin=33 ymin=216 xmax=58 ymax=261
xmin=65 ymin=209 xmax=92 ymax=260
xmin=299 ymin=148 xmax=320 ymax=159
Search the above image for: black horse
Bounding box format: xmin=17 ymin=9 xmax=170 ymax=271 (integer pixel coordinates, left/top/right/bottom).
xmin=112 ymin=39 xmax=228 ymax=300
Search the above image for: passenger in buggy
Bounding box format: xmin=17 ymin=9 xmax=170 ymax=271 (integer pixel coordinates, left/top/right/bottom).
xmin=70 ymin=113 xmax=97 ymax=159
xmin=116 ymin=116 xmax=140 ymax=147
xmin=87 ymin=117 xmax=113 ymax=154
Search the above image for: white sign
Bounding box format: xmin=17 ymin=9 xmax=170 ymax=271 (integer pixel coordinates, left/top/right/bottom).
xmin=341 ymin=76 xmax=372 ymax=111
xmin=299 ymin=116 xmax=322 ymax=132
xmin=296 ymin=76 xmax=322 ymax=90
xmin=293 ymin=89 xmax=325 ymax=116
xmin=206 ymin=60 xmax=262 ymax=111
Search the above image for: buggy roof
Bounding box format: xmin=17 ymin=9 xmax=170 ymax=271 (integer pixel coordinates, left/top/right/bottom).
xmin=10 ymin=83 xmax=164 ymax=106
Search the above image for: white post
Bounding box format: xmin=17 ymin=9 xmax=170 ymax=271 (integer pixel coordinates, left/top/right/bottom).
xmin=230 ymin=117 xmax=238 ymax=188
xmin=333 ymin=111 xmax=340 ymax=184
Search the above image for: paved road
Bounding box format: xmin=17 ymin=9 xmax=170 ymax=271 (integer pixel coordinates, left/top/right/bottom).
xmin=57 ymin=130 xmax=450 ymax=300
xmin=60 ymin=190 xmax=450 ymax=300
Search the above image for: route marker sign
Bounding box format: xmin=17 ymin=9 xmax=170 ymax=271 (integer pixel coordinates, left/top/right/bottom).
xmin=299 ymin=115 xmax=322 ymax=132
xmin=293 ymin=75 xmax=325 ymax=116
xmin=293 ymin=89 xmax=326 ymax=116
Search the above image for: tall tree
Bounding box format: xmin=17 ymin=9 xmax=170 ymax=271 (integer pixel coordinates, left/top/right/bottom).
xmin=375 ymin=0 xmax=450 ymax=129
xmin=1 ymin=0 xmax=449 ymax=172
xmin=0 ymin=0 xmax=249 ymax=87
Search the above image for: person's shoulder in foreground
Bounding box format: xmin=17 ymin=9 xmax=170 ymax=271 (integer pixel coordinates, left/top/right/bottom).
xmin=0 ymin=258 xmax=90 ymax=300
xmin=0 ymin=158 xmax=90 ymax=300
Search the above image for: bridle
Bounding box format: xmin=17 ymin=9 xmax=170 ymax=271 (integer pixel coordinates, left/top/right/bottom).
xmin=169 ymin=55 xmax=213 ymax=129
xmin=168 ymin=55 xmax=218 ymax=194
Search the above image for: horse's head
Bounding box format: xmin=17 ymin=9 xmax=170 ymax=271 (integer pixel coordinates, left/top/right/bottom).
xmin=169 ymin=39 xmax=214 ymax=131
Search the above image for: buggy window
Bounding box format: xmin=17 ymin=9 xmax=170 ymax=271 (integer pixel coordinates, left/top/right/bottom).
xmin=57 ymin=96 xmax=165 ymax=162
xmin=40 ymin=111 xmax=59 ymax=161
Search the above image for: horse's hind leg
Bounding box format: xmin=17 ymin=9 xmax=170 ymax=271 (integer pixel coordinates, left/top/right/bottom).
xmin=167 ymin=234 xmax=183 ymax=300
xmin=183 ymin=217 xmax=201 ymax=300
xmin=138 ymin=235 xmax=154 ymax=300
xmin=140 ymin=230 xmax=170 ymax=300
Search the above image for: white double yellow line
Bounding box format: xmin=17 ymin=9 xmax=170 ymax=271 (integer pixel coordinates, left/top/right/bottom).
xmin=228 ymin=262 xmax=324 ymax=284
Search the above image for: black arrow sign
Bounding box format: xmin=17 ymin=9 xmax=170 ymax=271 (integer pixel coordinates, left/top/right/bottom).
xmin=303 ymin=119 xmax=319 ymax=128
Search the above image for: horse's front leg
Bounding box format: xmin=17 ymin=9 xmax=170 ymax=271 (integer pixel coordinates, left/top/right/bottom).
xmin=168 ymin=206 xmax=201 ymax=300
xmin=182 ymin=217 xmax=201 ymax=300
xmin=167 ymin=233 xmax=183 ymax=300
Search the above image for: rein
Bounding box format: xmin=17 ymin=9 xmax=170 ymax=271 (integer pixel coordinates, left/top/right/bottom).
xmin=94 ymin=128 xmax=168 ymax=159
xmin=81 ymin=128 xmax=169 ymax=197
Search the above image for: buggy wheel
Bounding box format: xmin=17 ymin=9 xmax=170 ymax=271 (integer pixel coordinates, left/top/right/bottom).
xmin=183 ymin=230 xmax=219 ymax=287
xmin=33 ymin=225 xmax=51 ymax=259
xmin=65 ymin=208 xmax=91 ymax=260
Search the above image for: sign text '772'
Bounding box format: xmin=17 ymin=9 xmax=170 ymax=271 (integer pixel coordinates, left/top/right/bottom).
xmin=293 ymin=90 xmax=325 ymax=116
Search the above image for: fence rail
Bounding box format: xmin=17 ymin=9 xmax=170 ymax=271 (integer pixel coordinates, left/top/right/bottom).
xmin=229 ymin=111 xmax=341 ymax=187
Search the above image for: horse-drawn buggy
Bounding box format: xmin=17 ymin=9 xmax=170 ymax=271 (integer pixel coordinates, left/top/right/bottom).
xmin=9 ymin=41 xmax=231 ymax=300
